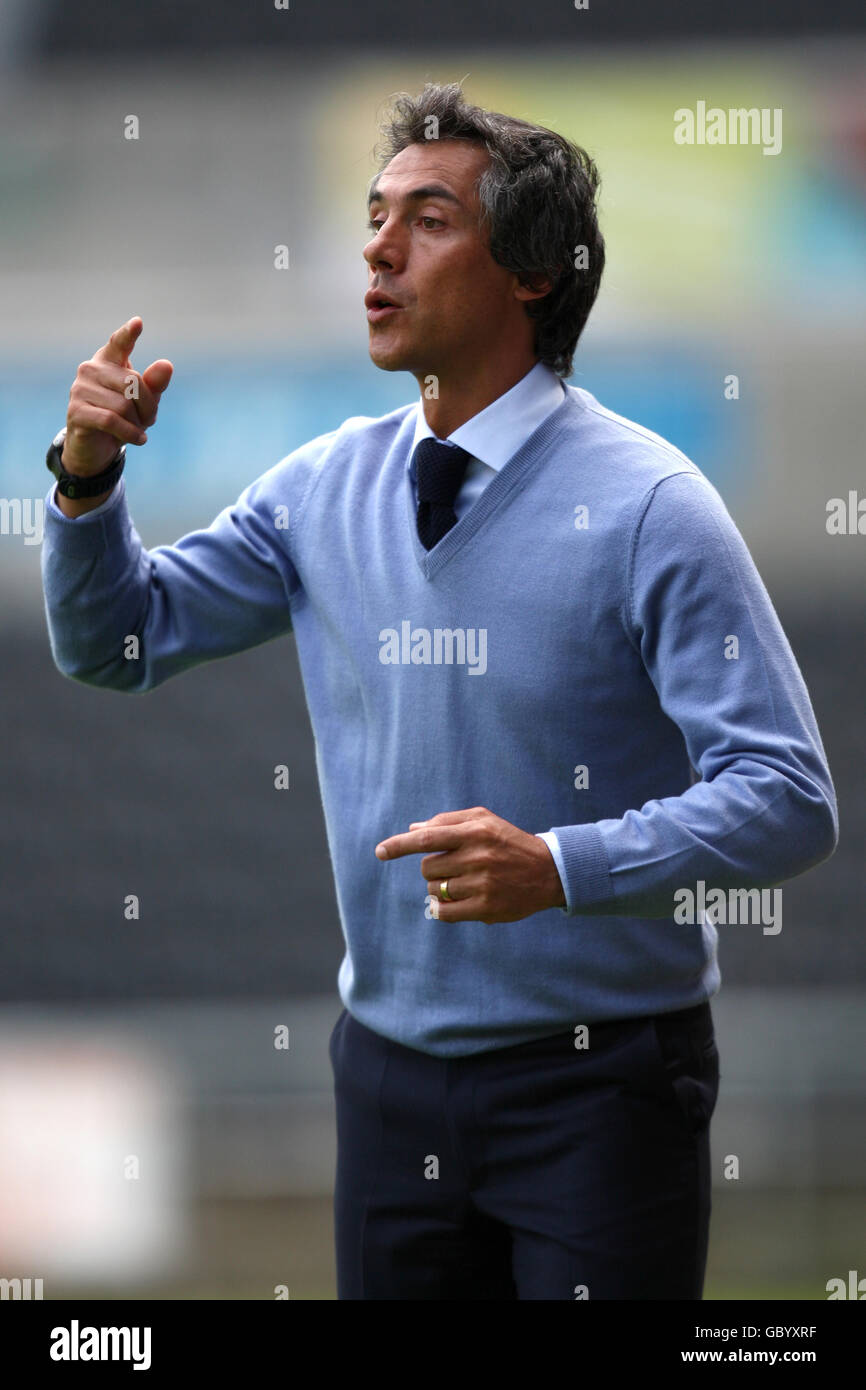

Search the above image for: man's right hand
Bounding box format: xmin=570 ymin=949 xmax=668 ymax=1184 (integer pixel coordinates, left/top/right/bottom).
xmin=56 ymin=317 xmax=174 ymax=516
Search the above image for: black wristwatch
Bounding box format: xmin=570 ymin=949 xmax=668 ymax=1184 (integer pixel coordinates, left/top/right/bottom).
xmin=46 ymin=427 xmax=127 ymax=499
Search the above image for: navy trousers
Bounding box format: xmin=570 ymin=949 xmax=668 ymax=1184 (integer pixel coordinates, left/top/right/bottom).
xmin=329 ymin=1000 xmax=719 ymax=1300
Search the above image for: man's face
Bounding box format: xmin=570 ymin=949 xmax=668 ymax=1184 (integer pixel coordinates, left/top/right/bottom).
xmin=363 ymin=139 xmax=524 ymax=376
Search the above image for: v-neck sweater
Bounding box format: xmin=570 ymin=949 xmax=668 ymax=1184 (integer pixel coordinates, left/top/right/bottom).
xmin=41 ymin=384 xmax=838 ymax=1055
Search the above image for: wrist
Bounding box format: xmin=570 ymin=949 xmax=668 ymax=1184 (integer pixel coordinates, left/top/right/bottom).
xmin=59 ymin=444 xmax=96 ymax=477
xmin=47 ymin=427 xmax=126 ymax=500
xmin=536 ymin=836 xmax=567 ymax=910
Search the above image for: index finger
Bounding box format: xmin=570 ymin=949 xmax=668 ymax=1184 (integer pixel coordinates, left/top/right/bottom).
xmin=93 ymin=317 xmax=143 ymax=368
xmin=374 ymin=825 xmax=465 ymax=860
xmin=408 ymin=808 xmax=482 ymax=828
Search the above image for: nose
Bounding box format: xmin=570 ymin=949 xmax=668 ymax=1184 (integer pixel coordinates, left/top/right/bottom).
xmin=363 ymin=218 xmax=403 ymax=272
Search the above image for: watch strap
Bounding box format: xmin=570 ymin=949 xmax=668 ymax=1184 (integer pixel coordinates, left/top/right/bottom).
xmin=46 ymin=428 xmax=126 ymax=500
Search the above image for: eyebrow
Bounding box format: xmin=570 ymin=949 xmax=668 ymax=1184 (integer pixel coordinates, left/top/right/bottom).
xmin=367 ymin=181 xmax=464 ymax=211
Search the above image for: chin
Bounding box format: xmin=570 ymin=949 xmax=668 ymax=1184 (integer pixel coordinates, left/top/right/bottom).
xmin=368 ymin=343 xmax=412 ymax=373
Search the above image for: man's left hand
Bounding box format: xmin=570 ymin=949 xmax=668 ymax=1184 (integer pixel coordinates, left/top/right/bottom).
xmin=374 ymin=806 xmax=567 ymax=923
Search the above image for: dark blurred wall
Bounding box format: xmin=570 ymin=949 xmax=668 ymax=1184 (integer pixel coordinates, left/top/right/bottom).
xmin=29 ymin=0 xmax=866 ymax=59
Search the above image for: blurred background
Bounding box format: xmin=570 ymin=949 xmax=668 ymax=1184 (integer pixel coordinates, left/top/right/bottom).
xmin=1 ymin=1 xmax=864 ymax=1300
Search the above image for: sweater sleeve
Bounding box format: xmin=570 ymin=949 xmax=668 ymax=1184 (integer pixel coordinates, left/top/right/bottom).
xmin=40 ymin=459 xmax=305 ymax=695
xmin=545 ymin=469 xmax=839 ymax=917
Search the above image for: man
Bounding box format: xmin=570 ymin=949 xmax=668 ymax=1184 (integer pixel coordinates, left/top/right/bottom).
xmin=41 ymin=82 xmax=837 ymax=1300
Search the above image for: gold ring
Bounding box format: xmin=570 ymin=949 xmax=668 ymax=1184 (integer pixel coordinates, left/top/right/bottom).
xmin=440 ymin=880 xmax=451 ymax=901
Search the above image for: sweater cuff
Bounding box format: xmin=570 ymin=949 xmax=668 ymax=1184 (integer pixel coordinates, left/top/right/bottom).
xmin=544 ymin=822 xmax=613 ymax=916
xmin=43 ymin=475 xmax=130 ymax=554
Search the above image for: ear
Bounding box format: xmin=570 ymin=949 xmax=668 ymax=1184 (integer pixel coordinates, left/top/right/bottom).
xmin=513 ymin=272 xmax=554 ymax=303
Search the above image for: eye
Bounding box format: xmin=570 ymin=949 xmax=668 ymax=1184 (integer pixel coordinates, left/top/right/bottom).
xmin=367 ymin=219 xmax=384 ymax=233
xmin=420 ymin=216 xmax=443 ymax=229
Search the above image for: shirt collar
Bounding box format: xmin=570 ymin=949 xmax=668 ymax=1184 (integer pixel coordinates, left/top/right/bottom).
xmin=408 ymin=360 xmax=566 ymax=476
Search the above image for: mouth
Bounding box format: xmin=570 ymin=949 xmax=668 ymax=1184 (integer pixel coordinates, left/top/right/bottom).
xmin=365 ymin=290 xmax=405 ymax=323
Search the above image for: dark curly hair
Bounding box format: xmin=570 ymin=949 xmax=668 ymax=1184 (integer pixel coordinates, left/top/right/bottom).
xmin=372 ymin=81 xmax=605 ymax=378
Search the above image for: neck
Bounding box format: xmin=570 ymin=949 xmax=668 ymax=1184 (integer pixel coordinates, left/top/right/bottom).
xmin=416 ymin=356 xmax=540 ymax=438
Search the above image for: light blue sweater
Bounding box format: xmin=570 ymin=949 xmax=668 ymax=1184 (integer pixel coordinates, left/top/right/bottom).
xmin=41 ymin=380 xmax=838 ymax=1055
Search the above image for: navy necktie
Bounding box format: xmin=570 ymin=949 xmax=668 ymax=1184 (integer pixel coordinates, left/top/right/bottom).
xmin=414 ymin=438 xmax=473 ymax=550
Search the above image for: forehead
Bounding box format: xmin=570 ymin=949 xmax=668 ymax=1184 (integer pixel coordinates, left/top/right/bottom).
xmin=370 ymin=138 xmax=489 ymax=203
